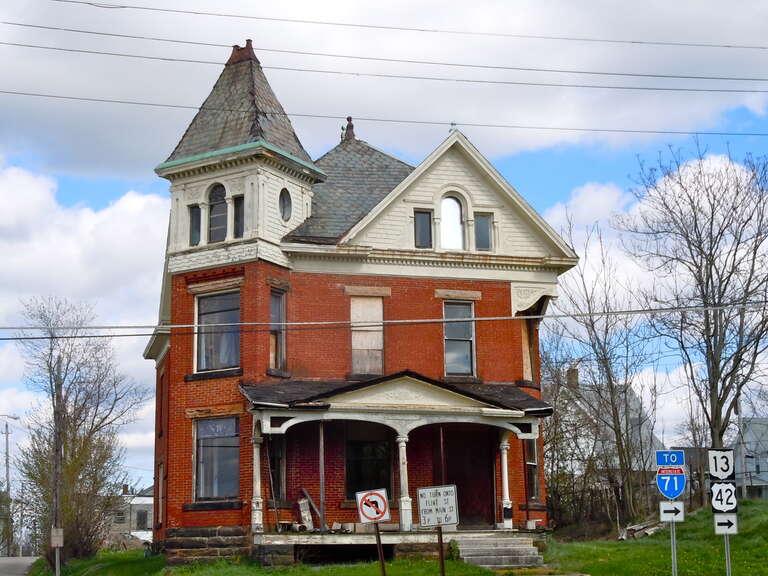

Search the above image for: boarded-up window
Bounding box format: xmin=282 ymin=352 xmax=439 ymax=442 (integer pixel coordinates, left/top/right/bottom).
xmin=351 ymin=296 xmax=383 ymax=375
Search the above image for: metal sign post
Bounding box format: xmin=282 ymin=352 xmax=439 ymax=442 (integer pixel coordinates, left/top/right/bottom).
xmin=356 ymin=489 xmax=391 ymax=576
xmin=418 ymin=485 xmax=459 ymax=576
xmin=656 ymin=450 xmax=686 ymax=576
xmin=709 ymin=449 xmax=737 ymax=576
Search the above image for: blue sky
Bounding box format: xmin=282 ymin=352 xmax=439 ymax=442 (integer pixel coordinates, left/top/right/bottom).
xmin=3 ymin=0 xmax=768 ymax=489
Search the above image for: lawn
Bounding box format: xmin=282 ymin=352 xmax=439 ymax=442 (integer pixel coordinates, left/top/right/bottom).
xmin=28 ymin=551 xmax=493 ymax=576
xmin=546 ymin=499 xmax=768 ymax=576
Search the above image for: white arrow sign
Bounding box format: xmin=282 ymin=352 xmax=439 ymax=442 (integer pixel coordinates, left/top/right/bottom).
xmin=659 ymin=500 xmax=685 ymax=522
xmin=714 ymin=513 xmax=738 ymax=535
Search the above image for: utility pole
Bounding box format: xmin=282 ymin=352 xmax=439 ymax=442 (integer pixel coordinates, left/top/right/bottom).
xmin=3 ymin=422 xmax=8 ymax=506
xmin=52 ymin=356 xmax=63 ymax=576
xmin=18 ymin=482 xmax=23 ymax=557
xmin=1 ymin=414 xmax=20 ymax=558
xmin=736 ymin=395 xmax=748 ymax=499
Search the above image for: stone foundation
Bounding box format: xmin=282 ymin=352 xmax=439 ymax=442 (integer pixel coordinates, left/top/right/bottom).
xmin=163 ymin=526 xmax=249 ymax=565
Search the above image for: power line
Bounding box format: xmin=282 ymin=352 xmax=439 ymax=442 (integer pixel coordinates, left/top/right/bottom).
xmin=3 ymin=89 xmax=768 ymax=139
xmin=6 ymin=21 xmax=768 ymax=84
xmin=48 ymin=0 xmax=768 ymax=51
xmin=7 ymin=40 xmax=768 ymax=94
xmin=2 ymin=299 xmax=767 ymax=336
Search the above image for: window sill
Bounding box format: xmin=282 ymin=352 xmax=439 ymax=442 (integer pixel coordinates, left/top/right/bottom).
xmin=183 ymin=500 xmax=244 ymax=512
xmin=185 ymin=368 xmax=243 ymax=382
xmin=442 ymin=376 xmax=482 ymax=384
xmin=266 ymin=368 xmax=291 ymax=379
xmin=519 ymin=502 xmax=546 ymax=511
xmin=266 ymin=499 xmax=293 ymax=510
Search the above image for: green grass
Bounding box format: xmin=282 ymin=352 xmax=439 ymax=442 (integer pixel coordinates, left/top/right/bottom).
xmin=546 ymin=499 xmax=768 ymax=576
xmin=28 ymin=550 xmax=491 ymax=576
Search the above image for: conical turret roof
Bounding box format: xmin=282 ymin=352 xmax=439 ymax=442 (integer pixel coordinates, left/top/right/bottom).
xmin=163 ymin=40 xmax=315 ymax=170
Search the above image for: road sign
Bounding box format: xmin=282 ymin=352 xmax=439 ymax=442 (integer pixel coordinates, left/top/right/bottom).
xmin=418 ymin=484 xmax=459 ymax=527
xmin=656 ymin=450 xmax=685 ymax=467
xmin=356 ymin=489 xmax=391 ymax=524
xmin=711 ymin=481 xmax=738 ymax=513
xmin=656 ymin=466 xmax=686 ymax=500
xmin=714 ymin=514 xmax=738 ymax=535
xmin=51 ymin=527 xmax=63 ymax=548
xmin=659 ymin=501 xmax=685 ymax=522
xmin=708 ymin=449 xmax=735 ymax=480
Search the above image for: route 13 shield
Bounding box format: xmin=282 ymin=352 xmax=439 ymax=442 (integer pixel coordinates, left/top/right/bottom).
xmin=656 ymin=466 xmax=686 ymax=500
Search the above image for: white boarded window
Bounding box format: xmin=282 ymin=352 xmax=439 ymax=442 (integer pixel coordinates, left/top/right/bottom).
xmin=351 ymin=296 xmax=383 ymax=375
xmin=440 ymin=196 xmax=464 ymax=249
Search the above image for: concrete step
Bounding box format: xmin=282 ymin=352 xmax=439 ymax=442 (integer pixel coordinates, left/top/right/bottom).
xmin=460 ymin=546 xmax=540 ymax=557
xmin=451 ymin=536 xmax=534 ymax=545
xmin=465 ymin=555 xmax=544 ymax=567
xmin=455 ymin=541 xmax=536 ymax=550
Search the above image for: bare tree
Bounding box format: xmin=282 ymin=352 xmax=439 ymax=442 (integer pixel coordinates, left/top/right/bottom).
xmin=618 ymin=148 xmax=768 ymax=448
xmin=547 ymin=222 xmax=657 ymax=528
xmin=15 ymin=297 xmax=149 ymax=565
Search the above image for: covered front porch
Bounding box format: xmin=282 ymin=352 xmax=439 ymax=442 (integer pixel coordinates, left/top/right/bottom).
xmin=241 ymin=370 xmax=550 ymax=537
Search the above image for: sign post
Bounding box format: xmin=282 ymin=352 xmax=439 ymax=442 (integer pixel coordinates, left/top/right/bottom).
xmin=709 ymin=449 xmax=737 ymax=576
xmin=418 ymin=485 xmax=459 ymax=576
xmin=656 ymin=450 xmax=686 ymax=576
xmin=356 ymin=489 xmax=391 ymax=576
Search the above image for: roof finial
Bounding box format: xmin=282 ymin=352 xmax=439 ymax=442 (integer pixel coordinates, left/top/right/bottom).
xmin=343 ymin=116 xmax=355 ymax=141
xmin=449 ymin=121 xmax=457 ymax=132
xmin=226 ymin=39 xmax=259 ymax=65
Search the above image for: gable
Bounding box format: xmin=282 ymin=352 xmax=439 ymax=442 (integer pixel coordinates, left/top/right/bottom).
xmin=343 ymin=131 xmax=576 ymax=261
xmin=328 ymin=376 xmax=491 ymax=409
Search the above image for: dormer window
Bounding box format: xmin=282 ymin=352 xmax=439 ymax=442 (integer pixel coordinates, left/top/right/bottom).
xmin=208 ymin=184 xmax=227 ymax=243
xmin=440 ymin=196 xmax=464 ymax=250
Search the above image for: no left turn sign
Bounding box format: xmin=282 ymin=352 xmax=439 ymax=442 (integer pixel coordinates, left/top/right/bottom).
xmin=356 ymin=489 xmax=391 ymax=524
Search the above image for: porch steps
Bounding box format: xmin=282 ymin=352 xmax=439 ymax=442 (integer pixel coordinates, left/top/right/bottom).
xmin=451 ymin=533 xmax=543 ymax=569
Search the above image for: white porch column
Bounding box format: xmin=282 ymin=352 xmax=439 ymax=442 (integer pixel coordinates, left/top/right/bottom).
xmin=396 ymin=435 xmax=413 ymax=531
xmin=251 ymin=426 xmax=264 ymax=533
xmin=225 ymin=196 xmax=234 ymax=241
xmin=500 ymin=432 xmax=513 ymax=529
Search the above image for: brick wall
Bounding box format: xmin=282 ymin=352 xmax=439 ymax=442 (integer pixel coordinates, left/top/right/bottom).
xmin=155 ymin=258 xmax=548 ymax=539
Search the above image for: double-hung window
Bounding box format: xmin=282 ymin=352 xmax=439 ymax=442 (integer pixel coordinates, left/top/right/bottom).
xmin=233 ymin=196 xmax=244 ymax=238
xmin=197 ymin=292 xmax=240 ymax=372
xmin=414 ymin=210 xmax=433 ymax=249
xmin=525 ymin=438 xmax=540 ymax=501
xmin=195 ymin=417 xmax=240 ymax=501
xmin=269 ymin=290 xmax=286 ymax=372
xmin=189 ymin=205 xmax=201 ymax=246
xmin=443 ymin=301 xmax=475 ymax=375
xmin=208 ymin=184 xmax=227 ymax=243
xmin=474 ymin=213 xmax=492 ymax=251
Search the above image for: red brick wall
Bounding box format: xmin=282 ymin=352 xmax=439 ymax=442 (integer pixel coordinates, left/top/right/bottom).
xmin=155 ymin=258 xmax=548 ymax=537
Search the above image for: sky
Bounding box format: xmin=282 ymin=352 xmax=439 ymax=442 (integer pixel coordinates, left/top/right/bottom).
xmin=2 ymin=0 xmax=768 ymax=490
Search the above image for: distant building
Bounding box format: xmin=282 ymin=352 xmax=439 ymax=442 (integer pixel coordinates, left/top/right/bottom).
xmin=735 ymin=418 xmax=768 ymax=499
xmin=109 ymin=485 xmax=153 ymax=543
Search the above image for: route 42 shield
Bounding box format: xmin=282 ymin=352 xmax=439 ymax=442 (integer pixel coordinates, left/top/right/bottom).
xmin=711 ymin=481 xmax=738 ymax=513
xmin=656 ymin=466 xmax=686 ymax=500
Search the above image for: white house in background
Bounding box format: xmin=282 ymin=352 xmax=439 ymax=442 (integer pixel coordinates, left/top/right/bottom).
xmin=735 ymin=418 xmax=768 ymax=499
xmin=109 ymin=486 xmax=154 ymax=544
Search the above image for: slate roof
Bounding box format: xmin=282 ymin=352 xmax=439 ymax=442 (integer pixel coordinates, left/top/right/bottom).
xmin=284 ymin=136 xmax=414 ymax=244
xmin=164 ymin=41 xmax=314 ymax=168
xmin=240 ymin=370 xmax=552 ymax=416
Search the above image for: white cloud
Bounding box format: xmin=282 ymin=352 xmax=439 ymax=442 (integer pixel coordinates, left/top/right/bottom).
xmin=0 ymin=164 xmax=167 ymax=486
xmin=1 ymin=1 xmax=767 ymax=175
xmin=119 ymin=432 xmax=155 ymax=450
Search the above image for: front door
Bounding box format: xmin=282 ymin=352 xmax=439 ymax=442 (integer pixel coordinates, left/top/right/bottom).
xmin=440 ymin=425 xmax=495 ymax=528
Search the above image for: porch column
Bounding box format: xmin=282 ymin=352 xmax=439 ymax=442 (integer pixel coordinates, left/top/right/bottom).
xmin=500 ymin=432 xmax=513 ymax=529
xmin=251 ymin=426 xmax=264 ymax=533
xmin=396 ymin=435 xmax=413 ymax=531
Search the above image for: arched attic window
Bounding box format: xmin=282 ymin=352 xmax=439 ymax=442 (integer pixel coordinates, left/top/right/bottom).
xmin=440 ymin=196 xmax=464 ymax=249
xmin=208 ymin=184 xmax=227 ymax=243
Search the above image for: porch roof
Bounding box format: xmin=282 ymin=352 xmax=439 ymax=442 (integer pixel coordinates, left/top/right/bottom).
xmin=240 ymin=370 xmax=552 ymax=416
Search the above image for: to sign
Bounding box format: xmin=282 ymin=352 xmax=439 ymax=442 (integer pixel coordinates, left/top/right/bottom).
xmin=356 ymin=489 xmax=391 ymax=524
xmin=656 ymin=466 xmax=686 ymax=500
xmin=417 ymin=484 xmax=459 ymax=527
xmin=711 ymin=481 xmax=738 ymax=513
xmin=714 ymin=513 xmax=738 ymax=535
xmin=708 ymin=449 xmax=735 ymax=480
xmin=659 ymin=501 xmax=685 ymax=523
xmin=656 ymin=450 xmax=685 ymax=467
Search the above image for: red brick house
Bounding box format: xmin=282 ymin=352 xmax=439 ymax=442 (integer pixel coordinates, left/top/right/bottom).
xmin=144 ymin=41 xmax=577 ymax=563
